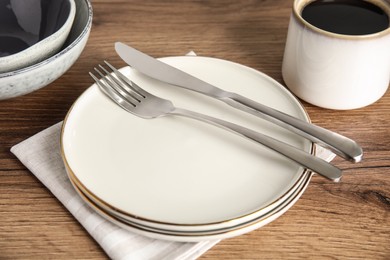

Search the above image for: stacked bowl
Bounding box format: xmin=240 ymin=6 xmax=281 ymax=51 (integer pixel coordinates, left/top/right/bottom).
xmin=0 ymin=0 xmax=93 ymax=100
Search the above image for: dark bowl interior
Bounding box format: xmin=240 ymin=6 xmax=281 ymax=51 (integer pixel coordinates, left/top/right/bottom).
xmin=0 ymin=0 xmax=70 ymax=57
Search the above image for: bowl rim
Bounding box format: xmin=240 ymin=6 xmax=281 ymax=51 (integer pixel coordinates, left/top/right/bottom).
xmin=0 ymin=0 xmax=76 ymax=65
xmin=0 ymin=0 xmax=93 ymax=79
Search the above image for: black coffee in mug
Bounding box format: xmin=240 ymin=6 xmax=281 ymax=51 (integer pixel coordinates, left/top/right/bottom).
xmin=301 ymin=0 xmax=390 ymax=35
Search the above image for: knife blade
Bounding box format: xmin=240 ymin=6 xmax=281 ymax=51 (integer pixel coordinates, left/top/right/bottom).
xmin=115 ymin=42 xmax=363 ymax=163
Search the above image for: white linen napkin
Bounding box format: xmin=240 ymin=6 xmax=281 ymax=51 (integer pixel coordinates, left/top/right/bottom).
xmin=10 ymin=122 xmax=335 ymax=260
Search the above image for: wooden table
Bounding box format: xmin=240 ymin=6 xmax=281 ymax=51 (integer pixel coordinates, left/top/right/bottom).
xmin=1 ymin=0 xmax=389 ymax=258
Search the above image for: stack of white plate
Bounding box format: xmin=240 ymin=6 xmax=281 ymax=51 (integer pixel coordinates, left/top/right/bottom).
xmin=61 ymin=56 xmax=315 ymax=242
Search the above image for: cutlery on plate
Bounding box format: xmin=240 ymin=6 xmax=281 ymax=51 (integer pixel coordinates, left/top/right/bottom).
xmin=114 ymin=42 xmax=363 ymax=163
xmin=89 ymin=61 xmax=342 ymax=182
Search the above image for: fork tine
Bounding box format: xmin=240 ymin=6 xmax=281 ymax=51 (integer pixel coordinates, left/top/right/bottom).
xmin=104 ymin=61 xmax=146 ymax=98
xmin=89 ymin=70 xmax=136 ymax=106
xmin=90 ymin=70 xmax=112 ymax=94
xmin=89 ymin=72 xmax=104 ymax=87
xmin=98 ymin=65 xmax=143 ymax=101
xmin=94 ymin=66 xmax=141 ymax=105
xmin=98 ymin=65 xmax=139 ymax=102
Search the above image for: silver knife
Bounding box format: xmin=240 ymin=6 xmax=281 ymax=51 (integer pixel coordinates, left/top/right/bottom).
xmin=115 ymin=42 xmax=363 ymax=163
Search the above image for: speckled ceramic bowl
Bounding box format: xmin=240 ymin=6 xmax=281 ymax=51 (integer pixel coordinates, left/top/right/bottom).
xmin=0 ymin=0 xmax=92 ymax=100
xmin=0 ymin=0 xmax=76 ymax=73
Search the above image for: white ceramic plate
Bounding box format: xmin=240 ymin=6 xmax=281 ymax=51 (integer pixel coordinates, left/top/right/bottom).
xmin=69 ymin=170 xmax=312 ymax=241
xmin=69 ymin=162 xmax=309 ymax=233
xmin=70 ymin=166 xmax=310 ymax=232
xmin=61 ymin=56 xmax=312 ymax=227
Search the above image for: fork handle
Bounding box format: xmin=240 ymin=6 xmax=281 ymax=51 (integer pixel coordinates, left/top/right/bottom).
xmin=170 ymin=107 xmax=342 ymax=182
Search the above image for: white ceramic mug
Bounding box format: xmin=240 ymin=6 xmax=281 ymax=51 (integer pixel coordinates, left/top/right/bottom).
xmin=282 ymin=0 xmax=390 ymax=110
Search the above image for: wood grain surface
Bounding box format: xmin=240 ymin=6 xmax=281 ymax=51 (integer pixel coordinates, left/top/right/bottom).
xmin=1 ymin=0 xmax=389 ymax=259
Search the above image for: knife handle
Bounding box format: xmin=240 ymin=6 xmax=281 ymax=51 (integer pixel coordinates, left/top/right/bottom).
xmin=223 ymin=93 xmax=363 ymax=163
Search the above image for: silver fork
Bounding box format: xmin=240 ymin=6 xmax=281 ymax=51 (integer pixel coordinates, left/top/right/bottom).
xmin=90 ymin=61 xmax=342 ymax=182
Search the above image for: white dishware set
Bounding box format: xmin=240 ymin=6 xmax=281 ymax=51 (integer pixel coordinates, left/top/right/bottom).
xmin=6 ymin=0 xmax=390 ymax=242
xmin=60 ymin=41 xmax=364 ymax=241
